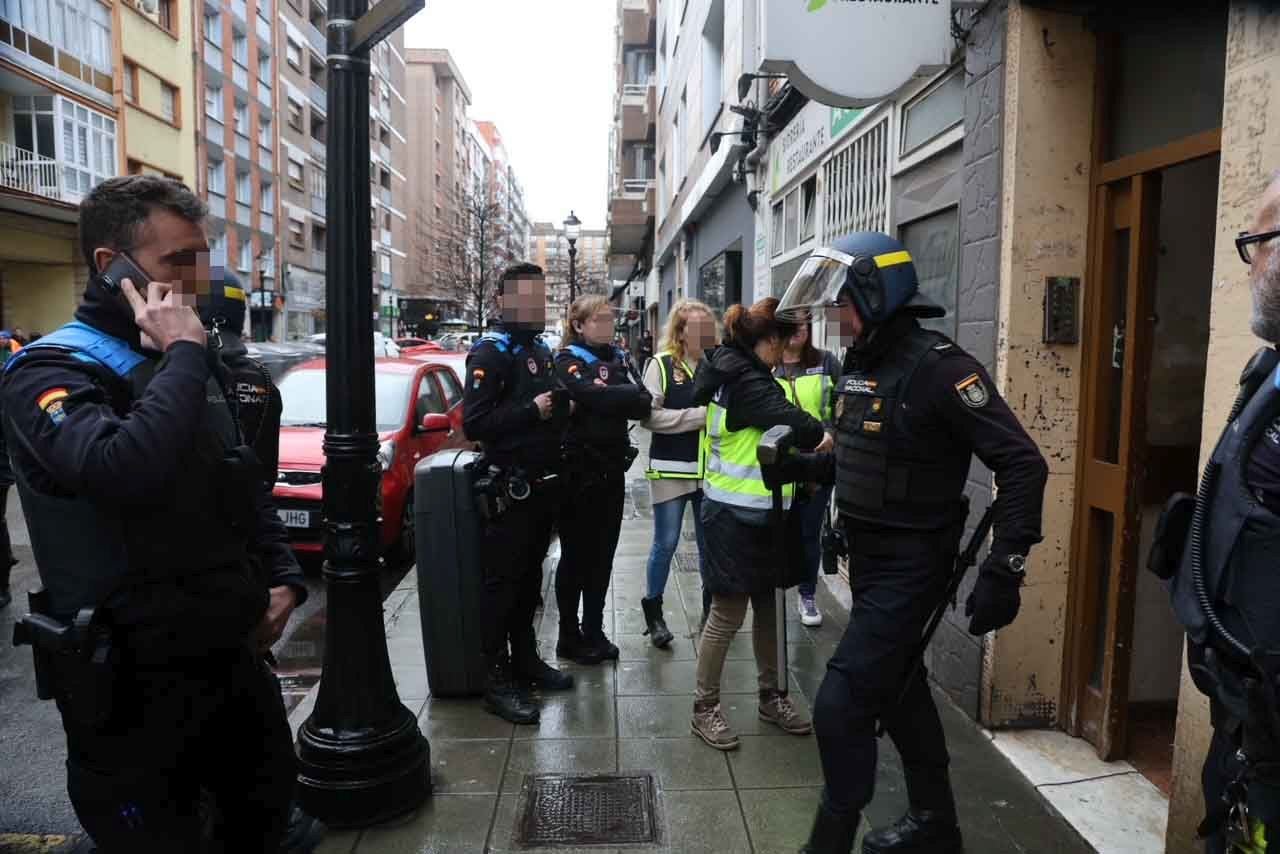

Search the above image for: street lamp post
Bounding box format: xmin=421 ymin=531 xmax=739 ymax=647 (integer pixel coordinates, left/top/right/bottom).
xmin=564 ymin=210 xmax=580 ymax=305
xmin=295 ymin=0 xmax=430 ymax=828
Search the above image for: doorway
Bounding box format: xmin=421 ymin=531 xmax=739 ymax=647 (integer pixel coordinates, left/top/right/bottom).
xmin=1062 ymin=4 xmax=1227 ymax=790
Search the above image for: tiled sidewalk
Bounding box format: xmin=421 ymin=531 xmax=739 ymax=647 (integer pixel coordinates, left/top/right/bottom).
xmin=302 ymin=493 xmax=1093 ymax=854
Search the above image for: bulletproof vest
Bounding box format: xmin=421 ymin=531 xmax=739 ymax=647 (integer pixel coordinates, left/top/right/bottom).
xmin=4 ymin=322 xmax=249 ymax=616
xmin=647 ymin=352 xmax=701 ymax=479
xmin=561 ymin=343 xmax=638 ymax=457
xmin=221 ymin=345 xmax=280 ymax=486
xmin=468 ymin=332 xmax=561 ymax=467
xmin=1172 ymin=357 xmax=1280 ymax=658
xmin=833 ymin=326 xmax=969 ymax=530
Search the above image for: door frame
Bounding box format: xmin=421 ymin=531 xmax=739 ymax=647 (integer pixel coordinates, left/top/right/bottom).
xmin=1059 ymin=35 xmax=1222 ymax=758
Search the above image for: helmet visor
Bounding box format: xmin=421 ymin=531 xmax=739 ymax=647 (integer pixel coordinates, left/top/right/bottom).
xmin=776 ymin=248 xmax=855 ymax=323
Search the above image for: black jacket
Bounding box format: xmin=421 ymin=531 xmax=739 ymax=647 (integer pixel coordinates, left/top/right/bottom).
xmin=1 ymin=280 xmax=306 ymax=611
xmin=463 ymin=329 xmax=568 ymax=469
xmin=555 ymin=342 xmax=651 ymax=462
xmin=693 ymin=344 xmax=825 ymax=449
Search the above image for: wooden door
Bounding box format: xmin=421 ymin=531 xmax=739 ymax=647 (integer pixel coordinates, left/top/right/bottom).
xmin=1066 ymin=173 xmax=1161 ymax=759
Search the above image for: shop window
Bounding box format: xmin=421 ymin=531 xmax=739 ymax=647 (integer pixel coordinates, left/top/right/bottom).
xmin=800 ymin=175 xmax=817 ymax=243
xmin=898 ymin=207 xmax=959 ymax=337
xmin=784 ymin=188 xmax=799 ymax=253
xmin=699 ymin=250 xmax=741 ymax=317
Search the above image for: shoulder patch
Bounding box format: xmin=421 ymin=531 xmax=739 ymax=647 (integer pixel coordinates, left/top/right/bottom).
xmin=37 ymin=387 xmax=69 ymax=425
xmin=471 ymin=367 xmax=486 ymax=389
xmin=954 ymin=373 xmax=989 ymax=408
xmin=933 ymin=342 xmax=954 ymax=351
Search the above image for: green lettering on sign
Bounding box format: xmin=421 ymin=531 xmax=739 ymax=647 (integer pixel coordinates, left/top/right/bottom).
xmin=807 ymin=0 xmax=827 ymax=10
xmin=830 ymin=107 xmax=863 ymax=139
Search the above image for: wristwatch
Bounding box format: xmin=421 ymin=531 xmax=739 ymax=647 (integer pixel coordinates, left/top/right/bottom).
xmin=1004 ymin=554 xmax=1027 ymax=575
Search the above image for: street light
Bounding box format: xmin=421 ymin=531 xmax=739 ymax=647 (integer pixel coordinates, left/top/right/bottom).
xmin=564 ymin=210 xmax=580 ymax=305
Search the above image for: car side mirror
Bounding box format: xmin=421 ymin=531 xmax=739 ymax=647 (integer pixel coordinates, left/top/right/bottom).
xmin=420 ymin=413 xmax=451 ymax=433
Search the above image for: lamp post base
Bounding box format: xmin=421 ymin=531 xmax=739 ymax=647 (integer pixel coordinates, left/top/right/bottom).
xmin=297 ymin=705 xmax=431 ymax=828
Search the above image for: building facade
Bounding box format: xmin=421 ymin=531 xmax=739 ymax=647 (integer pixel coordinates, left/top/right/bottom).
xmin=529 ymin=221 xmax=609 ymax=332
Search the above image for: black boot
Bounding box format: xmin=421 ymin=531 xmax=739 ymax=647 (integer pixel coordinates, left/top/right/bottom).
xmin=279 ymin=802 xmax=327 ymax=853
xmin=557 ymin=624 xmax=604 ymax=665
xmin=581 ymin=629 xmax=620 ymax=662
xmin=483 ymin=658 xmax=540 ymax=725
xmin=861 ymin=810 xmax=962 ymax=854
xmin=513 ymin=649 xmax=575 ymax=691
xmin=641 ymin=596 xmax=674 ymax=648
xmin=799 ymin=802 xmax=860 ymax=854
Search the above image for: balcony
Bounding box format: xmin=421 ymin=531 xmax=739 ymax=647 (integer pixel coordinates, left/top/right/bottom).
xmin=0 ymin=142 xmax=63 ymax=204
xmin=232 ymin=62 xmax=249 ymax=92
xmin=620 ymin=82 xmax=655 ymax=143
xmin=204 ymin=41 xmax=223 ymax=69
xmin=311 ymin=194 xmax=326 ymax=217
xmin=208 ymin=192 xmax=227 ymax=219
xmin=257 ymin=82 xmax=272 ymax=109
xmin=259 ymin=145 xmax=273 ymax=172
xmin=308 ymin=80 xmax=326 ymax=113
xmin=230 ymin=0 xmax=247 ymax=23
xmin=306 ymin=22 xmax=326 ymax=57
xmin=621 ymin=0 xmax=653 ymax=47
xmin=234 ymin=133 xmax=251 ymax=160
xmin=607 ymin=177 xmax=655 ymax=256
xmin=205 ymin=116 xmax=225 ymax=147
xmin=256 ymin=14 xmax=271 ymax=42
xmin=236 ymin=202 xmax=251 ymax=226
xmin=310 ymin=137 xmax=326 ymax=161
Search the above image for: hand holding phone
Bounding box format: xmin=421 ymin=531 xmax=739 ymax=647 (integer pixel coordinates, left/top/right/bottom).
xmin=120 ymin=279 xmax=206 ymax=351
xmin=97 ymin=252 xmax=151 ymax=296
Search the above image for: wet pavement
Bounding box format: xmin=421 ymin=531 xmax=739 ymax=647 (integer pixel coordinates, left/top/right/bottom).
xmin=300 ymin=476 xmax=1095 ymax=854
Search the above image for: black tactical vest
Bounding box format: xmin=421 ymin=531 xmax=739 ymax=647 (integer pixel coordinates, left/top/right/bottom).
xmin=8 ymin=339 xmax=250 ymax=616
xmin=833 ymin=327 xmax=970 ymax=530
xmin=468 ymin=332 xmax=561 ymax=468
xmin=647 ymin=353 xmax=701 ymax=478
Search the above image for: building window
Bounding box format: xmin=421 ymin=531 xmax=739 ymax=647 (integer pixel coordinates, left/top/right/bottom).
xmin=232 ymin=34 xmax=248 ymax=66
xmin=900 ymin=68 xmax=963 ymax=157
xmin=287 ymin=157 xmax=304 ymax=187
xmin=204 ymin=12 xmax=222 ymax=46
xmin=258 ymin=116 xmax=272 ymax=148
xmin=258 ymin=51 xmax=272 ymax=85
xmin=289 ymin=218 xmax=305 ymax=247
xmin=207 ymin=158 xmax=226 ymax=194
xmin=800 ymin=175 xmax=817 ymax=243
xmin=286 ymin=39 xmax=302 ymax=70
xmin=312 ymin=224 xmax=326 ymax=250
xmin=670 ymin=109 xmax=681 ymax=196
xmin=238 ymin=238 xmax=253 ymax=272
xmin=160 ymin=83 xmax=177 ymax=123
xmin=260 ymin=181 xmax=274 ymax=211
xmin=205 ymin=85 xmax=223 ymax=120
xmin=235 ymin=169 xmax=251 ymax=202
xmin=124 ymin=62 xmax=138 ymax=103
xmin=822 ymin=116 xmax=891 ymax=240
xmin=899 ymin=207 xmax=960 ymax=336
xmin=58 ymin=98 xmax=116 ymax=200
xmin=701 ymin=0 xmax=724 ymax=135
xmin=287 ymin=98 xmax=303 ymax=131
xmin=209 ymin=232 xmax=227 ymax=265
xmin=234 ymin=101 xmax=249 ymax=137
xmin=771 ymin=201 xmax=784 ymax=257
xmin=156 ymin=0 xmax=174 ymax=32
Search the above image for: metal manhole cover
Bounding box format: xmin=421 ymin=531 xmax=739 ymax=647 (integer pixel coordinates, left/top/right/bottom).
xmin=674 ymin=550 xmax=701 ymax=573
xmin=517 ymin=773 xmax=658 ymax=847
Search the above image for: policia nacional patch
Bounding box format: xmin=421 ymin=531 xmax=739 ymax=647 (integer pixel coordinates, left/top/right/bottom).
xmin=954 ymin=373 xmax=989 ymax=408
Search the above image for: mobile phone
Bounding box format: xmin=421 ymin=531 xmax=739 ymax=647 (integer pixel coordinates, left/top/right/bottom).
xmin=97 ymin=252 xmax=151 ymax=296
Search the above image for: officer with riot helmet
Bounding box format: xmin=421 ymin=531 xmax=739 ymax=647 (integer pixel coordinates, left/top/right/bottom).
xmin=1159 ymin=175 xmax=1280 ymax=853
xmin=777 ymin=231 xmax=1047 ymax=854
xmin=4 ymin=175 xmax=304 ymax=850
xmin=464 ymin=262 xmax=576 ymax=725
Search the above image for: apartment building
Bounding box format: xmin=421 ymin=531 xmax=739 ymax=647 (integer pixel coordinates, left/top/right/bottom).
xmin=404 ymin=48 xmax=470 ymax=299
xmin=472 ymin=120 xmax=529 ymax=265
xmin=196 ymin=0 xmax=278 ymax=338
xmin=530 ymin=220 xmax=609 ymax=331
xmin=0 ymin=0 xmax=199 ymax=333
xmin=604 ymin=0 xmax=657 ymax=338
xmin=369 ymin=33 xmax=409 ymax=338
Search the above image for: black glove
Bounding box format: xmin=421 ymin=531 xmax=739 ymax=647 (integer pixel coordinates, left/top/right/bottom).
xmin=965 ymin=555 xmax=1023 ymax=635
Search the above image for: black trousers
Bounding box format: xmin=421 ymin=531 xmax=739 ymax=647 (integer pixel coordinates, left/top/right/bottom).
xmin=479 ymin=483 xmax=559 ymax=664
xmin=556 ymin=471 xmax=625 ymax=636
xmin=812 ymin=526 xmax=957 ymax=820
xmin=0 ymin=483 xmax=13 ymax=591
xmin=59 ymin=646 xmax=295 ymax=853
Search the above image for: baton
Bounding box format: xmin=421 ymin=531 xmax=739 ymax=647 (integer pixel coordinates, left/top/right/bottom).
xmin=758 ymin=426 xmax=797 ymax=696
xmin=876 ymin=501 xmax=996 ymax=738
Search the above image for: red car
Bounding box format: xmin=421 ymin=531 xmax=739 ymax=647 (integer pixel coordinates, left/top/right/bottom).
xmin=272 ymin=357 xmax=470 ymax=567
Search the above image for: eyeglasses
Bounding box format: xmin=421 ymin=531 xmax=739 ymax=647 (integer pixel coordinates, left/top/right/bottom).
xmin=1237 ymin=229 xmax=1280 ymax=265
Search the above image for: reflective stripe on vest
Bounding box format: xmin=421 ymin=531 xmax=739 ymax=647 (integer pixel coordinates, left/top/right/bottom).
xmin=703 ymin=393 xmax=795 ymax=511
xmin=647 ymin=351 xmax=705 ymax=480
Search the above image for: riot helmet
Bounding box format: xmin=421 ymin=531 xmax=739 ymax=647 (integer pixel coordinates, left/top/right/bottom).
xmin=776 ymin=231 xmax=943 ymax=327
xmin=199 ymin=270 xmax=248 ymax=338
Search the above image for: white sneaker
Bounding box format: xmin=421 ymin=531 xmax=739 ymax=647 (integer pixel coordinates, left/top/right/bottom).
xmin=798 ymin=592 xmax=822 ymax=627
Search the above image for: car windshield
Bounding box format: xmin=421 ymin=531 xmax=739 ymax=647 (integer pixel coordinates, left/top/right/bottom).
xmin=278 ymin=368 xmax=415 ymax=431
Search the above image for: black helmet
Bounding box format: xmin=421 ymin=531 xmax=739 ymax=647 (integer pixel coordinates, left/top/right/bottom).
xmin=776 ymin=231 xmax=943 ymax=326
xmin=200 ymin=270 xmax=248 ymax=334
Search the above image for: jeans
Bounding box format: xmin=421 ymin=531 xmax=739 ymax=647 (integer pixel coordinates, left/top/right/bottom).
xmin=645 ymin=490 xmax=707 ymax=600
xmin=796 ymin=484 xmax=833 ymax=598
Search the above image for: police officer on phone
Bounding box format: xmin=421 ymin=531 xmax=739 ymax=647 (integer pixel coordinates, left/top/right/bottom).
xmin=4 ymin=176 xmax=305 ymax=852
xmin=778 ymin=232 xmax=1047 ymax=854
xmin=464 ymin=262 xmax=576 ymax=725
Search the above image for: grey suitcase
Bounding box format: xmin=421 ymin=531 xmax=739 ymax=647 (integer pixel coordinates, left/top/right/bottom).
xmin=414 ymin=448 xmax=486 ymax=697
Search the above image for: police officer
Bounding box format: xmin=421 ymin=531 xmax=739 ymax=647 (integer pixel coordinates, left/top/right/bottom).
xmin=464 ymin=263 xmax=575 ymax=725
xmin=2 ymin=175 xmax=306 ymax=851
xmin=553 ymin=295 xmax=652 ymax=665
xmin=777 ymin=232 xmax=1048 ymax=854
xmin=1163 ymin=174 xmax=1280 ymax=853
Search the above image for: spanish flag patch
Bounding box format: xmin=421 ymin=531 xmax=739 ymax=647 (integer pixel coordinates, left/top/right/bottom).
xmin=37 ymin=388 xmax=68 ymax=411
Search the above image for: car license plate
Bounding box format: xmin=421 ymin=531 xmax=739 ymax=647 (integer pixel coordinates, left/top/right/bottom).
xmin=279 ymin=509 xmax=311 ymax=528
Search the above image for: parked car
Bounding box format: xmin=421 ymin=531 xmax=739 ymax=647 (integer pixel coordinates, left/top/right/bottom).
xmin=403 ymin=348 xmax=468 ymax=385
xmin=272 ymin=357 xmax=470 ymax=567
xmin=396 ymin=337 xmax=430 ymax=349
xmin=305 ymin=332 xmax=401 ymax=358
xmin=244 ymin=341 xmax=326 ymax=381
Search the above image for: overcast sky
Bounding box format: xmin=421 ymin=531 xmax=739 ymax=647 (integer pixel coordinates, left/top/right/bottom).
xmin=403 ymin=2 xmax=616 ymax=231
